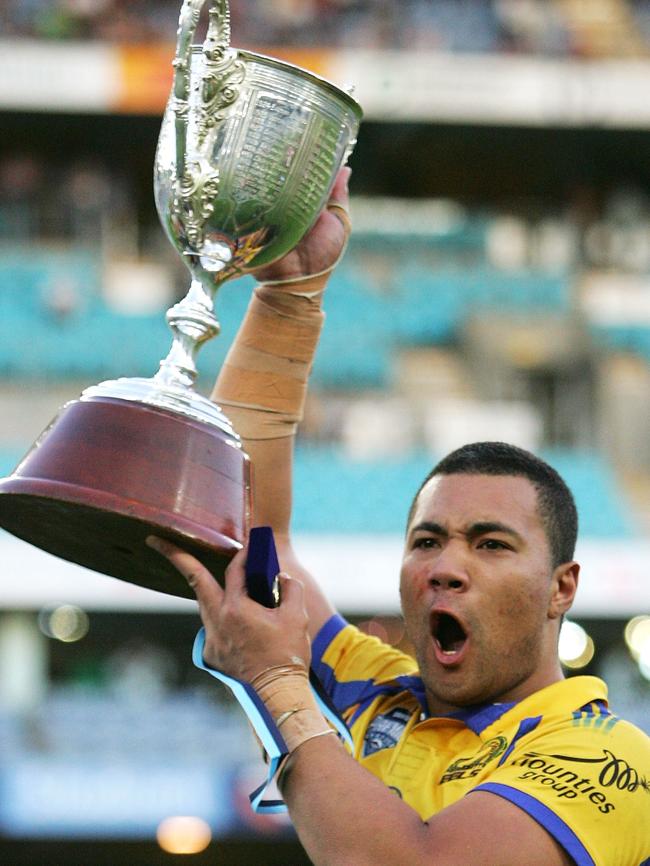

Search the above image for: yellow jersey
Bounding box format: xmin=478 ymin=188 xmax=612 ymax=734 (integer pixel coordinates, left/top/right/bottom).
xmin=313 ymin=615 xmax=650 ymax=866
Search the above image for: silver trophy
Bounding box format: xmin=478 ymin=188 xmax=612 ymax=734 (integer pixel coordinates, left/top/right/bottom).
xmin=106 ymin=0 xmax=362 ymax=427
xmin=0 ymin=0 xmax=362 ymax=598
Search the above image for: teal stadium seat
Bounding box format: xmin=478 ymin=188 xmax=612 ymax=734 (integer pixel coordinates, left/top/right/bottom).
xmin=291 ymin=446 xmax=634 ymax=539
xmin=0 ymin=243 xmax=571 ymax=384
xmin=591 ymin=324 xmax=650 ymax=363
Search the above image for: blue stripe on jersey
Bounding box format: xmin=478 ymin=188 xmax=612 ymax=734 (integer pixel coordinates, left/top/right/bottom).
xmin=312 ymin=614 xmax=348 ymax=668
xmin=593 ymin=699 xmax=610 ymax=715
xmin=472 ymin=782 xmax=596 ymax=866
xmin=447 ymin=702 xmax=517 ymax=736
xmin=314 ymin=662 xmax=416 ymax=716
xmin=498 ymin=716 xmax=542 ymax=766
xmin=573 ymin=700 xmax=618 ymax=733
xmin=312 ymin=616 xmax=429 ymax=716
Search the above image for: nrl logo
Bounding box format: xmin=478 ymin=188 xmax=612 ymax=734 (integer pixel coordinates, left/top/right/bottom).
xmin=440 ymin=736 xmax=509 ymax=783
xmin=362 ymin=708 xmax=412 ymax=757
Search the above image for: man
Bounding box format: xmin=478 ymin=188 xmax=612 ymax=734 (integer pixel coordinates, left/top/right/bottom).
xmin=148 ymin=169 xmax=650 ymax=866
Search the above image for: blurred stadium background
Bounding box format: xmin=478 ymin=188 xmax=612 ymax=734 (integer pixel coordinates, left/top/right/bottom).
xmin=2 ymin=0 xmax=650 ymax=863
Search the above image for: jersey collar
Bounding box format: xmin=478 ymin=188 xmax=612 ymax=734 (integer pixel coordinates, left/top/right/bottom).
xmin=421 ymin=677 xmax=608 ymax=736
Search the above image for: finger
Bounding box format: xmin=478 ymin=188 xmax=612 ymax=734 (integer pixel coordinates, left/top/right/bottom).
xmin=146 ymin=536 xmax=223 ymax=607
xmin=223 ymin=546 xmax=248 ymax=599
xmin=276 ymin=572 xmax=305 ymax=613
xmin=326 ymin=168 xmax=351 ymax=235
xmin=330 ymin=165 xmax=351 ymax=207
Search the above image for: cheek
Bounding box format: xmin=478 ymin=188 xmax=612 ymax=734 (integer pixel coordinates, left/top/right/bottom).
xmin=494 ymin=577 xmax=548 ymax=625
xmin=410 ymin=582 xmax=430 ymax=604
xmin=399 ymin=562 xmax=429 ymax=605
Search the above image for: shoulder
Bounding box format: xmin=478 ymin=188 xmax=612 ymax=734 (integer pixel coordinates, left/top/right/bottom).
xmin=311 ymin=614 xmax=424 ymax=718
xmin=472 ymin=704 xmax=650 ymax=866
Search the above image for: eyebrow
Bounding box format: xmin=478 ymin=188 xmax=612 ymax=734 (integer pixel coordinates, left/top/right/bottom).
xmin=409 ymin=520 xmax=524 ymax=544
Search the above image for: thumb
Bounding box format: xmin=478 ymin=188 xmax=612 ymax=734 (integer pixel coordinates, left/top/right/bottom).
xmin=277 ymin=572 xmax=305 ymax=612
xmin=331 ymin=165 xmax=351 ymax=206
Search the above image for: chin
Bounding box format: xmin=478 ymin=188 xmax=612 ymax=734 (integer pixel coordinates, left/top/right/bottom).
xmin=426 ymin=668 xmax=505 ymax=710
xmin=434 ymin=686 xmax=486 ymax=709
xmin=425 ymin=675 xmax=481 ymax=710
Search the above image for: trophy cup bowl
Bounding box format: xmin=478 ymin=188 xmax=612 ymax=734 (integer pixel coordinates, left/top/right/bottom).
xmin=0 ymin=0 xmax=362 ymax=599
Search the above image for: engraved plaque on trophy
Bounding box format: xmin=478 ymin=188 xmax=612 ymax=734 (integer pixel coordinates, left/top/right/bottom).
xmin=0 ymin=0 xmax=362 ymax=598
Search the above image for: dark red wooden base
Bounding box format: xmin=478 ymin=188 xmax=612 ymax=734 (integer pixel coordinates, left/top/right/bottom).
xmin=0 ymin=395 xmax=251 ymax=599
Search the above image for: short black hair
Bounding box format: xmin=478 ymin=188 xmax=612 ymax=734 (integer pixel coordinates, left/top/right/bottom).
xmin=407 ymin=441 xmax=578 ymax=567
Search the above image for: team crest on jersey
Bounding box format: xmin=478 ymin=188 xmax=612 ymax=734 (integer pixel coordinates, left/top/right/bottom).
xmin=363 ymin=708 xmax=412 ymax=757
xmin=440 ymin=736 xmax=509 ymax=783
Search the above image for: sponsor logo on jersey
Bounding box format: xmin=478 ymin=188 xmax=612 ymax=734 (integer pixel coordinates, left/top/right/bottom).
xmin=510 ymin=749 xmax=649 ymax=814
xmin=362 ymin=707 xmax=412 ymax=757
xmin=440 ymin=736 xmax=509 ymax=783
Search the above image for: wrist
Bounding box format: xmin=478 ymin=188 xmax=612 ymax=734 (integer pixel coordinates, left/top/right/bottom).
xmin=256 ymin=272 xmax=330 ymax=312
xmin=255 ymin=199 xmax=351 ymax=294
xmin=250 ymin=664 xmax=334 ymax=754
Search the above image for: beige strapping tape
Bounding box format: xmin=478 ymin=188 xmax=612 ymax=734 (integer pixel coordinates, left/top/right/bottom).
xmin=255 ymin=671 xmax=331 ymax=754
xmin=212 ymin=288 xmax=325 ymax=438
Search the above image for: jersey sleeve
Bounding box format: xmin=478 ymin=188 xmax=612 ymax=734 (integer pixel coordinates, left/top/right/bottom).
xmin=311 ymin=614 xmax=420 ymax=718
xmin=469 ymin=714 xmax=650 ymax=866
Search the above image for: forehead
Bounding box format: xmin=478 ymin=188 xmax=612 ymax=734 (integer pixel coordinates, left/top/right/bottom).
xmin=409 ymin=473 xmax=544 ymax=535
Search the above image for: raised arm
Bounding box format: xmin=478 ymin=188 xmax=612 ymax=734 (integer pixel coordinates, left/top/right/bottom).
xmin=209 ymin=167 xmax=352 ymax=637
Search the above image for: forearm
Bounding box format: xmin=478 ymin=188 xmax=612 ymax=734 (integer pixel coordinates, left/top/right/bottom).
xmin=210 ymin=165 xmax=350 ymax=528
xmin=210 ymin=277 xmax=335 ymax=631
xmin=247 ymin=661 xmax=431 ymax=866
xmin=281 ymin=736 xmax=431 ymax=866
xmin=210 ymin=277 xmax=327 ymax=534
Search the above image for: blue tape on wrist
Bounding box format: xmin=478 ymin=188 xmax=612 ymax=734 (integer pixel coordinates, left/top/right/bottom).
xmin=192 ymin=627 xmax=352 ymax=813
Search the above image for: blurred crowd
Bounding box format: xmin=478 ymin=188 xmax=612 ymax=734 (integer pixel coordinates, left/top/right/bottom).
xmin=0 ymin=154 xmax=127 ymax=244
xmin=2 ymin=0 xmax=650 ymax=56
xmin=4 ymin=151 xmax=650 ymax=278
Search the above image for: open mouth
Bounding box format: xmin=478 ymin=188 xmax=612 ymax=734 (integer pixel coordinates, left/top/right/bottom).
xmin=431 ymin=612 xmax=468 ymax=660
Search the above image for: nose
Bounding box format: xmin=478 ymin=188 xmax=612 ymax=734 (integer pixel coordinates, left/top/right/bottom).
xmin=427 ymin=543 xmax=470 ymax=592
xmin=430 ymin=573 xmax=466 ymax=591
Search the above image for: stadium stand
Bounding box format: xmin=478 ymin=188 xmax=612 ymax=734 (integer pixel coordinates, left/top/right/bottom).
xmin=1 ymin=0 xmax=650 ymax=56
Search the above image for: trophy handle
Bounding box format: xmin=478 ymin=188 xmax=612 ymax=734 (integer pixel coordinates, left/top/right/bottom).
xmin=171 ymin=0 xmax=233 ymax=181
xmin=155 ymin=0 xmax=240 ymax=392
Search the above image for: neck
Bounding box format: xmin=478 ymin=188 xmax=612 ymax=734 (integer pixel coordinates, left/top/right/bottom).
xmin=425 ymin=661 xmax=566 ymax=717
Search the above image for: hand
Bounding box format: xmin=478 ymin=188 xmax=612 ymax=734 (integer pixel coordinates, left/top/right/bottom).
xmin=146 ymin=537 xmax=312 ymax=683
xmin=252 ymin=166 xmax=352 ymax=283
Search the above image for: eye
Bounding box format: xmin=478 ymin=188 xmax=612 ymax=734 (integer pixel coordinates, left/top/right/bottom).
xmin=412 ymin=536 xmax=439 ymax=550
xmin=478 ymin=539 xmax=510 ymax=551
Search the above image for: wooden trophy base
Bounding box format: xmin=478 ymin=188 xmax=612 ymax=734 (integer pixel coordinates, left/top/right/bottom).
xmin=0 ymin=395 xmax=250 ymax=599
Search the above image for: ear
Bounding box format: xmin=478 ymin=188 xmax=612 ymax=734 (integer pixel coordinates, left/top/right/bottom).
xmin=548 ymin=561 xmax=580 ymax=620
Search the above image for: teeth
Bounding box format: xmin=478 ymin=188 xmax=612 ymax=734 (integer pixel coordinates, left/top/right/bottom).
xmin=435 ymin=639 xmax=458 ymax=656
